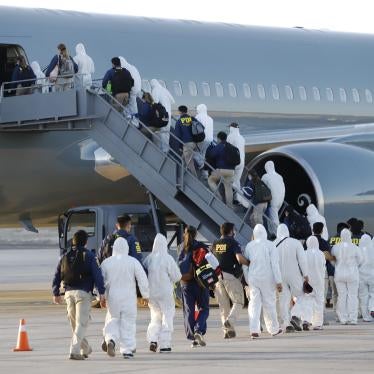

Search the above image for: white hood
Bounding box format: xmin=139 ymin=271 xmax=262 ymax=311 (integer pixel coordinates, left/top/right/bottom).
xmin=75 ymin=43 xmax=86 ymax=55
xmin=359 ymin=234 xmax=371 ymax=249
xmin=150 ymin=78 xmax=175 ymax=103
xmin=196 ymin=103 xmax=207 ymax=115
xmin=341 ymin=228 xmax=352 ymax=246
xmin=265 ymin=161 xmax=275 ymax=174
xmin=306 ymin=236 xmax=319 ymax=251
xmin=253 ymin=224 xmax=267 ymax=241
xmin=151 ymin=233 xmax=168 ymax=256
xmin=306 ymin=204 xmax=328 ymax=240
xmin=276 ymin=224 xmax=289 ymax=241
xmin=261 ymin=160 xmax=285 ymax=209
xmin=112 ymin=237 xmax=129 ymax=258
xmin=119 ymin=56 xmax=142 ymax=94
xmin=229 ymin=127 xmax=241 ymax=137
xmin=195 ymin=103 xmax=213 ymax=142
xmin=31 ymin=61 xmax=43 ymax=76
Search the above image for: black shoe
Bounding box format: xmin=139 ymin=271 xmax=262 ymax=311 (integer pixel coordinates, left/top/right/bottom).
xmin=107 ymin=340 xmax=115 ymax=357
xmin=149 ymin=342 xmax=158 ymax=352
xmin=123 ymin=353 xmax=134 ymax=359
xmin=303 ymin=323 xmax=310 ymax=331
xmin=160 ymin=348 xmax=172 ymax=353
xmin=251 ymin=333 xmax=260 ymax=339
xmin=101 ymin=340 xmax=107 ymax=352
xmin=69 ymin=353 xmax=85 ymax=360
xmin=285 ymin=325 xmax=295 ymax=333
xmin=290 ymin=316 xmax=302 ymax=331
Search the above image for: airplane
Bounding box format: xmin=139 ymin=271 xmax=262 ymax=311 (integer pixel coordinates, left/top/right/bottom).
xmin=1 ymin=5 xmax=374 ymax=234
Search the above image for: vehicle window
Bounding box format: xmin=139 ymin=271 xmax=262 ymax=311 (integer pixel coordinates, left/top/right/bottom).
xmin=243 ymin=83 xmax=251 ymax=98
xmin=215 ymin=82 xmax=224 ymax=97
xmin=228 ymin=83 xmax=237 ymax=98
xmin=131 ymin=213 xmax=157 ymax=252
xmin=173 ymin=80 xmax=183 ymax=96
xmin=188 ymin=81 xmax=198 ymax=96
xmin=201 ymin=82 xmax=210 ymax=96
xmin=271 ymin=84 xmax=279 ymax=100
xmin=66 ymin=212 xmax=96 ymax=243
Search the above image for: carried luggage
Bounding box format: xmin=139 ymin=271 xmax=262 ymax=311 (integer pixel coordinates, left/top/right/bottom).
xmin=191 ymin=118 xmax=205 ymax=143
xmin=224 ymin=142 xmax=241 ymax=168
xmin=111 ymin=68 xmax=134 ymax=95
xmin=150 ymin=102 xmax=169 ymax=128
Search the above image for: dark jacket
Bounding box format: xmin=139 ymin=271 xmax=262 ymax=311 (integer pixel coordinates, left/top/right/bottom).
xmin=102 ymin=67 xmax=133 ymax=95
xmin=52 ymin=247 xmax=105 ymax=296
xmin=212 ymin=236 xmax=242 ymax=277
xmin=174 ymin=114 xmax=195 ymax=144
xmin=45 ymin=55 xmax=78 ymax=77
xmin=208 ymin=141 xmax=235 ymax=170
xmin=136 ymin=97 xmax=154 ymax=127
xmin=314 ymin=234 xmax=334 ymax=276
xmin=11 ymin=64 xmax=36 ymax=88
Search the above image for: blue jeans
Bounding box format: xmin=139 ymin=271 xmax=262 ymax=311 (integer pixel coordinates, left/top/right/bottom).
xmin=181 ymin=281 xmax=210 ymax=340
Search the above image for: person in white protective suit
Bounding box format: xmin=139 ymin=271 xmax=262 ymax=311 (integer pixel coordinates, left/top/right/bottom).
xmin=306 ymin=204 xmax=329 ymax=240
xmin=101 ymin=237 xmax=149 ymax=359
xmin=243 ymin=224 xmax=283 ymax=338
xmin=274 ymin=224 xmax=309 ymax=332
xmin=227 ymin=123 xmax=245 ymax=201
xmin=30 ymin=61 xmax=49 ymax=93
xmin=194 ymin=104 xmax=214 ymax=174
xmin=302 ymin=236 xmax=326 ymax=330
xmin=144 ymin=234 xmax=182 ymax=353
xmin=331 ymin=229 xmax=363 ymax=325
xmin=73 ymin=43 xmax=94 ymax=88
xmin=261 ymin=161 xmax=285 ymax=235
xmin=358 ymin=234 xmax=374 ymax=321
xmin=150 ymin=79 xmax=175 ymax=153
xmin=119 ymin=56 xmax=141 ymax=121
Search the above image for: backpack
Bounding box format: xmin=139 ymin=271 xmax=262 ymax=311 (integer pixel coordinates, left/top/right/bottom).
xmin=192 ymin=247 xmax=219 ymax=289
xmin=253 ymin=180 xmax=272 ymax=204
xmin=60 ymin=250 xmax=87 ymax=286
xmin=58 ymin=56 xmax=74 ymax=78
xmin=289 ymin=213 xmax=312 ymax=240
xmin=98 ymin=233 xmax=119 ymax=263
xmin=111 ymin=68 xmax=134 ymax=95
xmin=224 ymin=142 xmax=241 ymax=168
xmin=150 ymin=102 xmax=169 ymax=128
xmin=191 ymin=118 xmax=206 ymax=143
xmin=19 ymin=66 xmax=35 ymax=87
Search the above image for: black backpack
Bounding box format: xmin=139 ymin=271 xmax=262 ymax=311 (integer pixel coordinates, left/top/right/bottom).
xmin=98 ymin=233 xmax=119 ymax=263
xmin=289 ymin=213 xmax=312 ymax=240
xmin=253 ymin=180 xmax=272 ymax=204
xmin=150 ymin=102 xmax=169 ymax=128
xmin=19 ymin=66 xmax=35 ymax=87
xmin=61 ymin=250 xmax=87 ymax=286
xmin=224 ymin=142 xmax=241 ymax=168
xmin=191 ymin=118 xmax=205 ymax=143
xmin=111 ymin=68 xmax=134 ymax=95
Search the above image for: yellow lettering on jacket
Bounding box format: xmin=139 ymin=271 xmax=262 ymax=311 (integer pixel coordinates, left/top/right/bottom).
xmin=215 ymin=244 xmax=227 ymax=253
xmin=135 ymin=242 xmax=142 ymax=253
xmin=180 ymin=117 xmax=192 ymax=125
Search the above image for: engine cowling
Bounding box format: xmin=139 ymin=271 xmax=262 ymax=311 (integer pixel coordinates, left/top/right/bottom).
xmin=247 ymin=142 xmax=374 ymax=234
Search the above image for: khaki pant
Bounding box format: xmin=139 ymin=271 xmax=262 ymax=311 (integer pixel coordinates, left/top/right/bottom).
xmin=208 ymin=169 xmax=235 ymax=208
xmin=325 ymin=275 xmax=338 ymax=311
xmin=249 ymin=202 xmax=267 ymax=227
xmin=215 ymin=272 xmax=244 ymax=333
xmin=183 ymin=142 xmax=198 ymax=175
xmin=114 ymin=92 xmax=129 ymax=112
xmin=65 ymin=290 xmax=92 ymax=355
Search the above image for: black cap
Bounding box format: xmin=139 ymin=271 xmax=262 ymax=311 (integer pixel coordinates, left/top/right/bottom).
xmin=229 ymin=122 xmax=239 ymax=128
xmin=178 ymin=105 xmax=188 ymax=113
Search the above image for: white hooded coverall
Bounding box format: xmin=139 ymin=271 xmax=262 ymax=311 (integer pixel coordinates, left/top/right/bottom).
xmin=74 ymin=43 xmax=95 ymax=88
xmin=150 ymin=79 xmax=175 ymax=153
xmin=306 ymin=204 xmax=329 ymax=240
xmin=275 ymin=224 xmax=308 ymax=327
xmin=119 ymin=56 xmax=141 ymax=119
xmin=30 ymin=61 xmax=49 ymax=93
xmin=261 ymin=161 xmax=285 ymax=233
xmin=358 ymin=235 xmax=374 ymax=321
xmin=227 ymin=126 xmax=245 ymax=198
xmin=101 ymin=238 xmax=149 ymax=354
xmin=144 ymin=234 xmax=182 ymax=348
xmin=243 ymin=225 xmax=282 ymax=335
xmin=302 ymin=236 xmax=326 ymax=327
xmin=331 ymin=229 xmax=363 ymax=324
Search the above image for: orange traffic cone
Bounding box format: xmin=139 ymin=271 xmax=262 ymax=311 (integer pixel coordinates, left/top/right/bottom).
xmin=13 ymin=319 xmax=32 ymax=352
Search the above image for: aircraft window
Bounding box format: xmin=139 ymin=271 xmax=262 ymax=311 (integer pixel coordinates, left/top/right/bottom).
xmin=201 ymin=82 xmax=211 ymax=96
xmin=215 ymin=82 xmax=224 ymax=97
xmin=326 ymin=88 xmax=334 ymax=102
xmin=173 ymin=80 xmax=183 ymax=96
xmin=142 ymin=79 xmax=151 ymax=92
xmin=312 ymin=86 xmax=320 ymax=101
xmin=339 ymin=88 xmax=347 ymax=103
xmin=352 ymin=88 xmax=360 ymax=103
xmin=257 ymin=84 xmax=266 ymax=99
xmin=188 ymin=81 xmax=198 ymax=96
xmin=228 ymin=83 xmax=237 ymax=98
xmin=365 ymin=89 xmax=373 ymax=103
xmin=243 ymin=83 xmax=251 ymax=98
xmin=158 ymin=80 xmax=166 ymax=88
xmin=271 ymin=85 xmax=279 ymax=100
xmin=285 ymin=85 xmax=293 ymax=100
xmin=299 ymin=86 xmax=307 ymax=101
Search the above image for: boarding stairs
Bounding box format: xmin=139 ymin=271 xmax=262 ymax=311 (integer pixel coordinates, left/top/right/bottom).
xmin=0 ymin=77 xmax=269 ymax=245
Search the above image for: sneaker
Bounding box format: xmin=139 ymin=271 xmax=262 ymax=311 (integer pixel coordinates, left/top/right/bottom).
xmin=251 ymin=333 xmax=260 ymax=339
xmin=290 ymin=316 xmax=302 ymax=331
xmin=285 ymin=325 xmax=295 ymax=333
xmin=107 ymin=340 xmax=115 ymax=357
xmin=272 ymin=329 xmax=283 ymax=336
xmin=363 ymin=318 xmax=373 ymax=322
xmin=101 ymin=340 xmax=107 ymax=352
xmin=149 ymin=342 xmax=158 ymax=353
xmin=223 ymin=319 xmax=233 ymax=330
xmin=226 ymin=329 xmax=236 ymax=338
xmin=313 ymin=326 xmax=323 ymax=330
xmin=194 ymin=332 xmax=206 ymax=347
xmin=160 ymin=348 xmax=172 ymax=353
xmin=302 ymin=323 xmax=310 ymax=331
xmin=81 ymin=346 xmax=92 ymax=358
xmin=191 ymin=340 xmax=199 ymax=348
xmin=123 ymin=353 xmax=134 ymax=359
xmin=69 ymin=353 xmax=85 ymax=360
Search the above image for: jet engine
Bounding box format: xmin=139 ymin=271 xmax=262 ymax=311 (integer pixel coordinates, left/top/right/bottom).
xmin=247 ymin=142 xmax=374 ymax=233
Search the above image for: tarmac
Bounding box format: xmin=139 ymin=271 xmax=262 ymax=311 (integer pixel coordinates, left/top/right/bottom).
xmin=0 ymin=248 xmax=373 ymax=373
